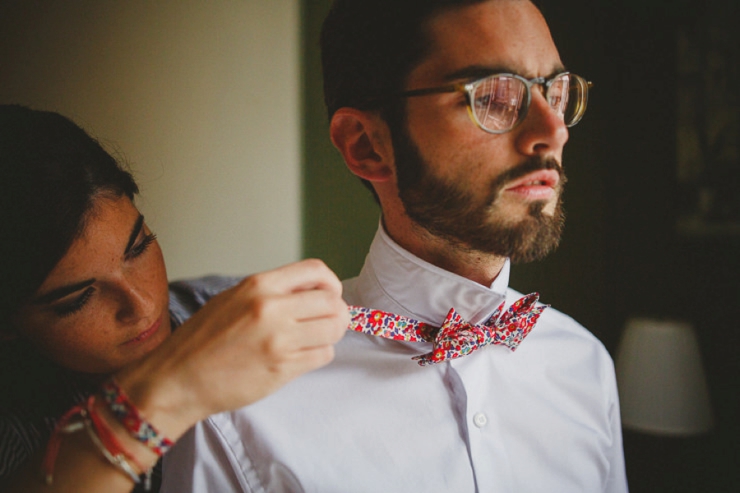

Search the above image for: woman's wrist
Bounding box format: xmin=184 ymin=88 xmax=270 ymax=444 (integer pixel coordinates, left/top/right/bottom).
xmin=91 ymin=397 xmax=161 ymax=472
xmin=111 ymin=345 xmax=211 ymax=442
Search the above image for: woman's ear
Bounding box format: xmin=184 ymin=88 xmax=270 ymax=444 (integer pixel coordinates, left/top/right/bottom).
xmin=329 ymin=108 xmax=394 ymax=182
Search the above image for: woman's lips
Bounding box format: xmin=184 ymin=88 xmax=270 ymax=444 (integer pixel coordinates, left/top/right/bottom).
xmin=123 ymin=317 xmax=163 ymax=346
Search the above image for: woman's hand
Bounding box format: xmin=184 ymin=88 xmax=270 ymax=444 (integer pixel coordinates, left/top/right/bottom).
xmin=2 ymin=260 xmax=347 ymax=493
xmin=115 ymin=259 xmax=349 ymax=441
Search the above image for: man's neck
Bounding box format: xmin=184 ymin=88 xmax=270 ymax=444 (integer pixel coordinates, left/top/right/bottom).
xmin=382 ymin=216 xmax=507 ymax=287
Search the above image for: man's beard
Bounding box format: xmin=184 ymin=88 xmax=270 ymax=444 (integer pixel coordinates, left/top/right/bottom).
xmin=393 ymin=128 xmax=567 ymax=263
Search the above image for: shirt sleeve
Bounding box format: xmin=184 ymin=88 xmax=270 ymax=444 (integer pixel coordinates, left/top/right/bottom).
xmin=603 ymin=359 xmax=629 ymax=493
xmin=168 ymin=276 xmax=243 ymax=327
xmin=161 ymin=417 xmax=257 ymax=493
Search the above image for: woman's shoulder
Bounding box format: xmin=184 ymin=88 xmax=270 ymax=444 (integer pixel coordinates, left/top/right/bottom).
xmin=0 ymin=409 xmax=46 ymax=479
xmin=0 ymin=344 xmax=92 ymax=481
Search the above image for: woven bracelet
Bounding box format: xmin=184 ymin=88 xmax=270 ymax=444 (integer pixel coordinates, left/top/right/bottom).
xmin=101 ymin=379 xmax=174 ymax=456
xmin=83 ymin=412 xmax=142 ymax=485
xmin=42 ymin=395 xmax=151 ymax=489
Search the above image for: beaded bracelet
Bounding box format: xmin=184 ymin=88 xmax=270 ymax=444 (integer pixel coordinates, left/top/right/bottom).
xmin=101 ymin=378 xmax=174 ymax=456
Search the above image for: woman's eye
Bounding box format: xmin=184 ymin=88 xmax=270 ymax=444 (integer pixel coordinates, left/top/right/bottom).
xmin=128 ymin=233 xmax=157 ymax=260
xmin=53 ymin=286 xmax=95 ymax=317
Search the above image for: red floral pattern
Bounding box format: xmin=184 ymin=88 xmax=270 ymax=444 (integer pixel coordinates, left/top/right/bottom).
xmin=348 ymin=293 xmax=547 ymax=366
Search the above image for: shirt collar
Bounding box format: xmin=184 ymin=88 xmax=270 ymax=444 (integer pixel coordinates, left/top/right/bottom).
xmin=353 ymin=225 xmax=510 ymax=326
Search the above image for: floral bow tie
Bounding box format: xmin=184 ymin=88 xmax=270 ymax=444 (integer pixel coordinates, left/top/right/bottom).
xmin=348 ymin=293 xmax=547 ymax=366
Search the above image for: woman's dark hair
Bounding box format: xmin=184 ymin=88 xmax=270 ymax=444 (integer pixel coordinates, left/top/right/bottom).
xmin=0 ymin=104 xmax=139 ymax=326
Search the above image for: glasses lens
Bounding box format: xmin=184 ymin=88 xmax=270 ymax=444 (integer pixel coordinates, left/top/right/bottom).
xmin=548 ymin=74 xmax=588 ymax=127
xmin=471 ymin=75 xmax=526 ymax=133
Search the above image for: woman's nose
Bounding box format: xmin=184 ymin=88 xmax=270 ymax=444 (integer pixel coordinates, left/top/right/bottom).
xmin=115 ymin=280 xmax=156 ymax=323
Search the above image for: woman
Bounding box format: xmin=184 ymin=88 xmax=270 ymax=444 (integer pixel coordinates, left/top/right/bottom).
xmin=0 ymin=104 xmax=348 ymax=492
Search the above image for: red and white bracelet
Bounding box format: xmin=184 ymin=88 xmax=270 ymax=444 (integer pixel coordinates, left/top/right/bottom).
xmin=42 ymin=395 xmax=150 ymax=488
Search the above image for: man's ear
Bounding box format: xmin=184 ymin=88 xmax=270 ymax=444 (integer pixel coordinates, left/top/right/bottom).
xmin=330 ymin=108 xmax=394 ymax=182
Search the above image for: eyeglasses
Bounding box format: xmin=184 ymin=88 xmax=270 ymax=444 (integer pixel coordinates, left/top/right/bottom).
xmin=395 ymin=72 xmax=591 ymax=134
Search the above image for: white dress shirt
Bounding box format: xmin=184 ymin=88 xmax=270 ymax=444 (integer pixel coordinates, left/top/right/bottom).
xmin=162 ymin=226 xmax=628 ymax=493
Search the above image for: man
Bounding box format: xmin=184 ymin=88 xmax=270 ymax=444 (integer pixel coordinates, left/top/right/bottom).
xmin=162 ymin=1 xmax=627 ymax=491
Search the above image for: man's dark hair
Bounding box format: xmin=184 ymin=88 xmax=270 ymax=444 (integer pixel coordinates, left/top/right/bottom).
xmin=321 ymin=0 xmax=491 ymax=119
xmin=320 ymin=0 xmax=489 ymax=198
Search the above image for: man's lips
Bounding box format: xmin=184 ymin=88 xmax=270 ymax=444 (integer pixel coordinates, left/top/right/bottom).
xmin=503 ymin=170 xmax=560 ymax=200
xmin=123 ymin=318 xmax=163 ymax=346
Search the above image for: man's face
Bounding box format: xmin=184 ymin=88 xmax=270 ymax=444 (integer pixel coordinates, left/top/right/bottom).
xmin=391 ymin=0 xmax=570 ymax=262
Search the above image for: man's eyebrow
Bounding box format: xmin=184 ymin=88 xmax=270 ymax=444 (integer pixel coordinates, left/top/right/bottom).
xmin=443 ymin=64 xmax=569 ymax=83
xmin=125 ymin=214 xmax=145 ymax=254
xmin=33 ymin=279 xmax=96 ymax=305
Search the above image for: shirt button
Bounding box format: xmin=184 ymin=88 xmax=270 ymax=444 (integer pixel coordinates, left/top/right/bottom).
xmin=473 ymin=412 xmax=488 ymax=428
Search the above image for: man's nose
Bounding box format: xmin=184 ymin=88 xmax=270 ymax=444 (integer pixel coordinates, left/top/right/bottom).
xmin=513 ymin=90 xmax=569 ymax=157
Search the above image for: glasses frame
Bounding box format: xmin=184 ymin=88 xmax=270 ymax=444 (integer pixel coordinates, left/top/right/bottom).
xmin=395 ymin=71 xmax=592 ymax=134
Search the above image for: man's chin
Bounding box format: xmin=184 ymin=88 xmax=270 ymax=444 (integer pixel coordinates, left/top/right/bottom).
xmin=487 ymin=199 xmax=554 ymax=225
xmin=539 ymin=200 xmax=559 ymax=217
xmin=464 ymin=205 xmax=564 ymax=262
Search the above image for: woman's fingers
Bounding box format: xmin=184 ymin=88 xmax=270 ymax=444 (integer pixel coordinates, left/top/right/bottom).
xmin=114 ymin=258 xmax=350 ymax=443
xmin=239 ymin=258 xmax=343 ymax=297
xmin=272 ymin=286 xmax=350 ymax=323
xmin=228 ymin=287 xmax=348 ymax=359
xmin=143 ymin=259 xmax=348 ymax=420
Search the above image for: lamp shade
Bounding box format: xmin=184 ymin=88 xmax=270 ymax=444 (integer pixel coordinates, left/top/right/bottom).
xmin=615 ymin=318 xmax=713 ymax=436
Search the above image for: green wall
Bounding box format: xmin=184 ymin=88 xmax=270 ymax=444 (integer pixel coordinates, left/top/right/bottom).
xmin=300 ymin=0 xmax=378 ymax=280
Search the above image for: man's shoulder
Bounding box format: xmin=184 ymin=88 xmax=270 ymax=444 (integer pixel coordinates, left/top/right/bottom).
xmin=168 ymin=275 xmax=243 ymax=325
xmin=169 ymin=275 xmax=243 ymax=298
xmin=341 ymin=275 xmax=362 ymax=304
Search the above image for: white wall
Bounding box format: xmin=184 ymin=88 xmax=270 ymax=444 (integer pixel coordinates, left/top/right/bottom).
xmin=0 ymin=0 xmax=301 ymax=279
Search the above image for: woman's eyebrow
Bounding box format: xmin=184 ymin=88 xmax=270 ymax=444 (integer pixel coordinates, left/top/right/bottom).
xmin=125 ymin=214 xmax=145 ymax=254
xmin=33 ymin=279 xmax=96 ymax=305
xmin=32 ymin=214 xmax=145 ymax=305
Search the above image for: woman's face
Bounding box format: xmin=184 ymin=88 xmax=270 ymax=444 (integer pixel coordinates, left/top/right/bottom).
xmin=12 ymin=195 xmax=171 ymax=374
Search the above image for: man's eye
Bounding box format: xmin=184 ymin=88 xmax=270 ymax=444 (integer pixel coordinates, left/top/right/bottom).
xmin=548 ymin=92 xmax=569 ymax=116
xmin=475 ymin=95 xmax=518 ymax=114
xmin=474 ymin=94 xmax=492 ymax=108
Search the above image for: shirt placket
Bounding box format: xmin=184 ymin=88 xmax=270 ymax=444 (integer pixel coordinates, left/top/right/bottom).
xmin=450 ymin=352 xmax=515 ymax=493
